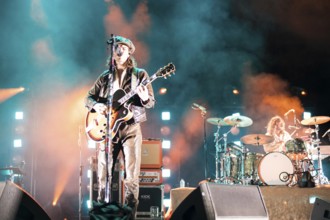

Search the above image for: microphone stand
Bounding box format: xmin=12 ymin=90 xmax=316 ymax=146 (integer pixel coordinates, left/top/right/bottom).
xmin=78 ymin=126 xmax=82 ymax=220
xmin=104 ymin=34 xmax=116 ymax=203
xmin=201 ymin=111 xmax=208 ymax=180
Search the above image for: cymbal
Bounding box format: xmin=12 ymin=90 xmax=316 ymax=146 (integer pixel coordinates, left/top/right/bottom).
xmin=206 ymin=118 xmax=230 ymax=126
xmin=224 ymin=115 xmax=253 ymax=127
xmin=301 ymin=116 xmax=330 ymax=126
xmin=240 ymin=134 xmax=274 ymax=146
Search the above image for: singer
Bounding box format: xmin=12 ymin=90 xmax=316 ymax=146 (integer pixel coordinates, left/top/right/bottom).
xmin=85 ymin=36 xmax=155 ymax=219
xmin=263 ymin=116 xmax=292 ymax=153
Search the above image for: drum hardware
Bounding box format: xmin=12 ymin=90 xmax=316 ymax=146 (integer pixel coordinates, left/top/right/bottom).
xmin=313 ymin=124 xmax=329 ymax=185
xmin=239 ymin=134 xmax=274 ymax=184
xmin=208 ymin=115 xmax=253 ymax=184
xmin=219 ymin=129 xmax=237 ymax=184
xmin=210 ymin=120 xmax=230 ymax=183
xmin=304 ymin=128 xmax=316 ymax=134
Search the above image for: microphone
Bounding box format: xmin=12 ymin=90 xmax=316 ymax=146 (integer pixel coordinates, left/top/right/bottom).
xmin=322 ymin=128 xmax=330 ymax=138
xmin=192 ymin=103 xmax=207 ymax=112
xmin=284 ymin=109 xmax=295 ymax=117
xmin=107 ymin=34 xmax=115 ymax=44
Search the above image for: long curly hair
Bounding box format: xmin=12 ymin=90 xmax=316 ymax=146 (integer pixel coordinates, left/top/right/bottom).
xmin=266 ymin=116 xmax=285 ymax=135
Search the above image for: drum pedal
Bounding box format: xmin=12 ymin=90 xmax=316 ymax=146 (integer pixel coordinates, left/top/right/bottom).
xmin=298 ymin=171 xmax=315 ymax=188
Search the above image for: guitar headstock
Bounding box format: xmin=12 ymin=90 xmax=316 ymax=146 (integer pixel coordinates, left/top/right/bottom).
xmin=156 ymin=63 xmax=176 ymax=79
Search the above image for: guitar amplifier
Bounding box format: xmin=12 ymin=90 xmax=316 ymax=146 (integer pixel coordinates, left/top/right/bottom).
xmin=139 ymin=169 xmax=162 ymax=185
xmin=141 ymin=139 xmax=163 ymax=169
xmin=137 ymin=185 xmax=164 ymax=217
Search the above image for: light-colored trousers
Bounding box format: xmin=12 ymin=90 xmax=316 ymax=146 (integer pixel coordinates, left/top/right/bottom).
xmin=98 ymin=123 xmax=142 ymax=204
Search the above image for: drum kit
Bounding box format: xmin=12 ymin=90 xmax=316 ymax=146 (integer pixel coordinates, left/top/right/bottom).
xmin=206 ymin=114 xmax=330 ymax=186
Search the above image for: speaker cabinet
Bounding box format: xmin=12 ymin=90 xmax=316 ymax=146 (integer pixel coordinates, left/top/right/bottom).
xmin=311 ymin=198 xmax=330 ymax=220
xmin=137 ymin=185 xmax=164 ymax=217
xmin=171 ymin=182 xmax=268 ymax=220
xmin=0 ymin=181 xmax=50 ymax=220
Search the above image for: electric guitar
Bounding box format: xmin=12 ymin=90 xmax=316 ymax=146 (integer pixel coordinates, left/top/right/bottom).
xmin=85 ymin=63 xmax=176 ymax=142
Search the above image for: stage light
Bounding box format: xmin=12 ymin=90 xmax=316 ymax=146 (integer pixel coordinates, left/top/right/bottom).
xmin=232 ymin=112 xmax=240 ymax=117
xmin=233 ymin=141 xmax=241 ymax=146
xmin=163 ymin=198 xmax=171 ymax=208
xmin=159 ymin=88 xmax=167 ymax=95
xmin=303 ymin=112 xmax=311 ymax=120
xmin=87 ymin=169 xmax=91 ymax=178
xmin=0 ymin=87 xmax=26 ymax=103
xmin=86 ymin=200 xmax=92 ymax=209
xmin=160 ymin=126 xmax=171 ymax=136
xmin=162 ymin=111 xmax=171 ymax=121
xmin=15 ymin=111 xmax=24 ymax=120
xmin=162 ymin=140 xmax=171 ymax=149
xmin=162 ymin=169 xmax=171 ymax=178
xmin=301 ymin=90 xmax=307 ymax=96
xmin=309 ymin=196 xmax=317 ymax=204
xmin=232 ymin=88 xmax=240 ymax=95
xmin=13 ymin=139 xmax=22 ymax=148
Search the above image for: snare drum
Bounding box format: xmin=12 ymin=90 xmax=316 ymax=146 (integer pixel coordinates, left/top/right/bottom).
xmin=258 ymin=152 xmax=294 ymax=185
xmin=285 ymin=138 xmax=307 ymax=160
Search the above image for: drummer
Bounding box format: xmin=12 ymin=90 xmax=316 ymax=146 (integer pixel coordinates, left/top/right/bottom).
xmin=263 ymin=116 xmax=292 ymax=153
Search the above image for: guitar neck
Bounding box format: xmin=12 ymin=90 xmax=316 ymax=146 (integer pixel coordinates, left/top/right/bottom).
xmin=118 ymin=74 xmax=157 ymax=105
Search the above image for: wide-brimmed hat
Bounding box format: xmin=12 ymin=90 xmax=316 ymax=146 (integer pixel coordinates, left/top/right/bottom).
xmin=114 ymin=36 xmax=135 ymax=54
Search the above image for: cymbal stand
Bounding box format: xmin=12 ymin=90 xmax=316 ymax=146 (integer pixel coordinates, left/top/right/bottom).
xmin=314 ymin=125 xmax=329 ymax=185
xmin=219 ymin=128 xmax=235 ymax=184
xmin=239 ymin=145 xmax=247 ymax=184
xmin=222 ymin=132 xmax=230 ymax=183
xmin=213 ymin=124 xmax=222 ymax=183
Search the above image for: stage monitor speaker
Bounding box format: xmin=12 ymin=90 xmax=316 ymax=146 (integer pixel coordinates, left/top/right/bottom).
xmin=171 ymin=182 xmax=268 ymax=220
xmin=0 ymin=181 xmax=50 ymax=220
xmin=311 ymin=198 xmax=330 ymax=220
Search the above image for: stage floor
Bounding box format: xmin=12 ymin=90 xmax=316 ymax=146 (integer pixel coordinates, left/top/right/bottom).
xmin=169 ymin=184 xmax=330 ymax=220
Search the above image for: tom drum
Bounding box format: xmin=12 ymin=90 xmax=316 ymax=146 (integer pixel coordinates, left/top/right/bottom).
xmin=285 ymin=138 xmax=307 ymax=160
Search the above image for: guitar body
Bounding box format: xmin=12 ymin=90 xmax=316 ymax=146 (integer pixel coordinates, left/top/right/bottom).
xmin=85 ymin=89 xmax=133 ymax=142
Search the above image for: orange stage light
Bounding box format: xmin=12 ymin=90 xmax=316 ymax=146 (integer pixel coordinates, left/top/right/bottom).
xmin=0 ymin=87 xmax=25 ymax=103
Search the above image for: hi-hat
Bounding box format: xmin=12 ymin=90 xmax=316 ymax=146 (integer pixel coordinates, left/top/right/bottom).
xmin=301 ymin=116 xmax=330 ymax=126
xmin=207 ymin=117 xmax=230 ymax=126
xmin=224 ymin=115 xmax=253 ymax=127
xmin=240 ymin=134 xmax=274 ymax=146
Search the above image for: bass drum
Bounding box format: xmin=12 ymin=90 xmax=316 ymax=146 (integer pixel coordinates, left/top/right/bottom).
xmin=258 ymin=152 xmax=294 ymax=185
